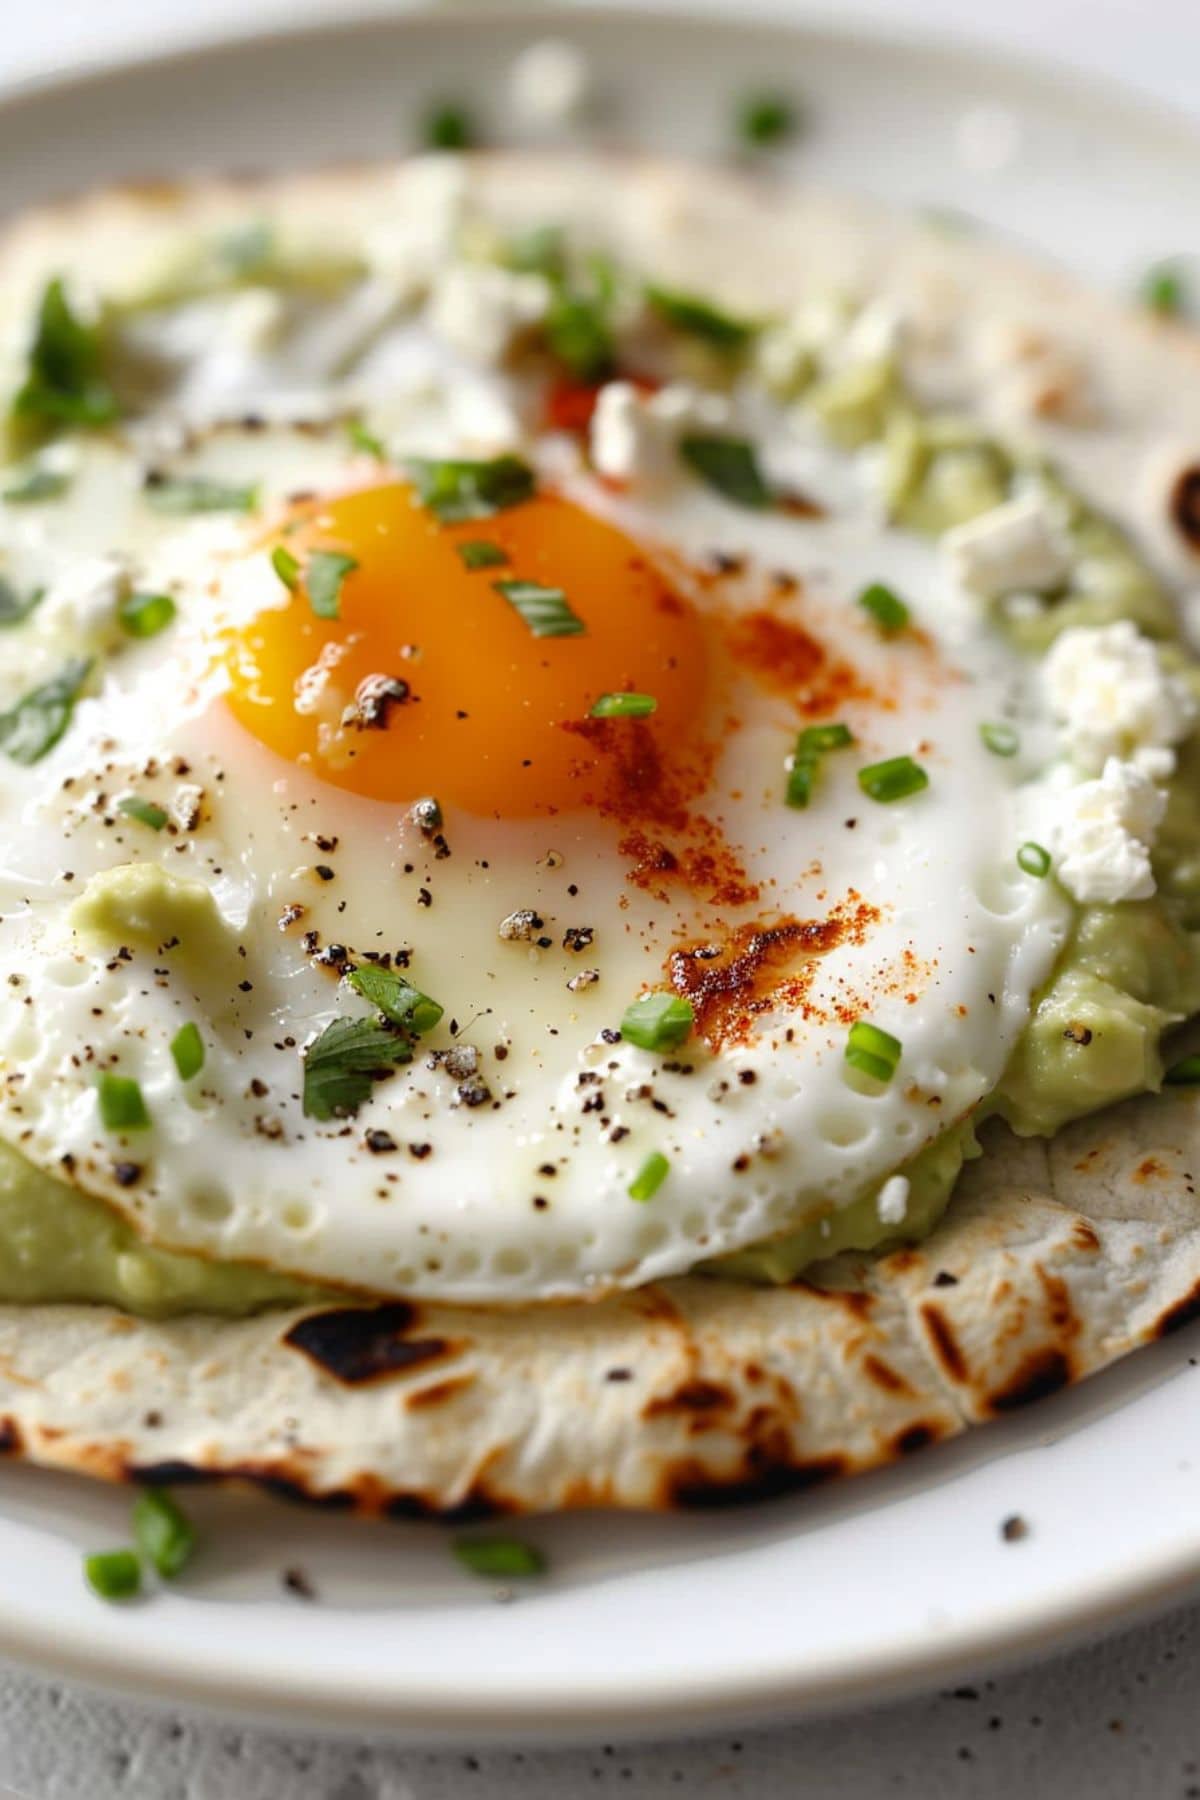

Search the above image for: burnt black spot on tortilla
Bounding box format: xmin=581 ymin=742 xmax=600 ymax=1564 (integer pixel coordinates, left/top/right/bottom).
xmin=384 ymin=1490 xmax=504 ymax=1525
xmin=251 ymin=1473 xmax=357 ymax=1511
xmin=283 ymin=1304 xmax=452 ymax=1386
xmin=644 ymin=1379 xmax=732 ymax=1418
xmin=920 ymin=1302 xmax=968 ymax=1383
xmin=862 ymin=1355 xmax=913 ymax=1397
xmin=0 ymin=1417 xmax=21 ymax=1455
xmin=1170 ymin=466 xmax=1200 ymax=552
xmin=893 ymin=1422 xmax=940 ymax=1456
xmin=933 ymin=1270 xmax=959 ymax=1288
xmin=669 ymin=1454 xmax=844 ymax=1510
xmin=1155 ymin=1274 xmax=1200 ymax=1337
xmin=129 ymin=1459 xmax=218 ymax=1487
xmin=987 ymin=1348 xmax=1071 ymax=1413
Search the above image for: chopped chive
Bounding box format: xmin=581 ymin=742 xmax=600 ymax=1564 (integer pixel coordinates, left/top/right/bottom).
xmin=0 ymin=576 xmax=44 ymax=629
xmin=845 ymin=1046 xmax=897 ymax=1083
xmin=170 ymin=1022 xmax=205 ymax=1082
xmin=306 ymin=549 xmax=357 ymax=621
xmin=3 ymin=464 xmax=70 ymax=503
xmin=1017 ymin=840 xmax=1051 ymax=878
xmin=1141 ymin=262 xmax=1187 ymax=317
xmin=644 ymin=283 xmax=758 ymax=350
xmin=133 ymin=1489 xmax=196 ymax=1580
xmin=456 ymin=538 xmax=509 ymax=571
xmin=785 ymin=750 xmax=819 ymax=809
xmin=799 ymin=721 xmax=854 ymax=753
xmin=84 ymin=1549 xmax=141 ymax=1602
xmin=857 ymin=582 xmax=909 ymax=633
xmin=271 ymin=544 xmax=300 ymax=591
xmin=1164 ymin=1054 xmax=1200 ymax=1086
xmin=119 ymin=591 xmax=176 ymax=639
xmin=97 ymin=1072 xmax=150 ymax=1132
xmin=857 ymin=755 xmax=928 ymax=803
xmin=347 ymin=419 xmax=386 ymax=459
xmin=620 ymin=992 xmax=694 ymax=1051
xmin=737 ymin=91 xmax=797 ymax=148
xmin=494 ymin=578 xmax=584 ymax=638
xmin=590 ymin=692 xmax=657 ymax=719
xmin=980 ymin=721 xmax=1020 ymax=757
xmin=845 ymin=1020 xmax=901 ymax=1085
xmin=117 ymin=793 xmax=168 ymax=831
xmin=0 ymin=656 xmax=91 ymax=765
xmin=453 ymin=1537 xmax=545 ymax=1579
xmin=144 ymin=476 xmax=258 ymax=514
xmin=679 ymin=435 xmax=771 ymax=509
xmin=407 ymin=454 xmax=535 ymax=523
xmin=629 ymin=1151 xmax=670 ymax=1202
xmin=423 ymin=102 xmax=474 ymax=152
xmin=346 ymin=964 xmax=444 ymax=1035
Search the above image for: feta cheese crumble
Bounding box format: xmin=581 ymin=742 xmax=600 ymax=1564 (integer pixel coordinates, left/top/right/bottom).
xmin=1052 ymin=756 xmax=1167 ymax=904
xmin=876 ymin=1174 xmax=910 ymax=1226
xmin=1044 ymin=619 xmax=1197 ymax=775
xmin=589 ymin=381 xmax=732 ymax=486
xmin=426 ymin=264 xmax=551 ymax=366
xmin=509 ymin=39 xmax=590 ymax=126
xmin=942 ymin=492 xmax=1072 ymax=599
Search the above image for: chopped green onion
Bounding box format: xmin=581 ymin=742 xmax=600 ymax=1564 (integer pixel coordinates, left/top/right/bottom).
xmin=679 ymin=435 xmax=771 ymax=509
xmin=1017 ymin=840 xmax=1051 ymax=878
xmin=3 ymin=464 xmax=70 ymax=503
xmin=1164 ymin=1054 xmax=1200 ymax=1086
xmin=97 ymin=1072 xmax=150 ymax=1132
xmin=271 ymin=544 xmax=300 ymax=591
xmin=620 ymin=992 xmax=694 ymax=1051
xmin=737 ymin=91 xmax=798 ymax=148
xmin=590 ymin=692 xmax=657 ymax=719
xmin=133 ymin=1489 xmax=197 ymax=1580
xmin=980 ymin=721 xmax=1019 ymax=757
xmin=119 ymin=591 xmax=176 ymax=639
xmin=645 ymin=283 xmax=758 ymax=350
xmin=456 ymin=538 xmax=509 ymax=571
xmin=145 ymin=476 xmax=258 ymax=515
xmin=544 ymin=291 xmax=616 ymax=384
xmin=1141 ymin=262 xmax=1187 ymax=317
xmin=407 ymin=454 xmax=535 ymax=523
xmin=494 ymin=578 xmax=585 ymax=639
xmin=346 ymin=964 xmax=443 ymax=1035
xmin=629 ymin=1151 xmax=670 ymax=1202
xmin=306 ymin=549 xmax=358 ymax=621
xmin=857 ymin=582 xmax=909 ymax=633
xmin=845 ymin=1046 xmax=897 ymax=1083
xmin=0 ymin=576 xmax=44 ymax=629
xmin=13 ymin=277 xmax=119 ymax=434
xmin=845 ymin=1019 xmax=902 ymax=1085
xmin=301 ymin=1017 xmax=416 ymax=1121
xmin=84 ymin=1549 xmax=141 ymax=1602
xmin=857 ymin=755 xmax=929 ymax=803
xmin=118 ymin=794 xmax=168 ymax=831
xmin=170 ymin=1022 xmax=205 ymax=1082
xmin=785 ymin=751 xmax=819 ymax=809
xmin=347 ymin=419 xmax=386 ymax=459
xmin=453 ymin=1537 xmax=545 ymax=1579
xmin=799 ymin=721 xmax=855 ymax=753
xmin=787 ymin=720 xmax=855 ymax=806
xmin=0 ymin=656 xmax=91 ymax=766
xmin=423 ymin=102 xmax=474 ymax=152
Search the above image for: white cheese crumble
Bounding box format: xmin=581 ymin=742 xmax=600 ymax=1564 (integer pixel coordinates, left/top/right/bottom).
xmin=942 ymin=493 xmax=1072 ymax=599
xmin=876 ymin=1174 xmax=910 ymax=1226
xmin=1043 ymin=619 xmax=1197 ymax=775
xmin=509 ymin=38 xmax=590 ymax=125
xmin=36 ymin=554 xmax=129 ymax=653
xmin=1052 ymin=757 xmax=1167 ymax=904
xmin=589 ymin=381 xmax=731 ymax=486
xmin=426 ymin=264 xmax=551 ymax=366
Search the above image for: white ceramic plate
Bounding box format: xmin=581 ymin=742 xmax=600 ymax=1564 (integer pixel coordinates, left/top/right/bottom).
xmin=2 ymin=3 xmax=1200 ymax=1744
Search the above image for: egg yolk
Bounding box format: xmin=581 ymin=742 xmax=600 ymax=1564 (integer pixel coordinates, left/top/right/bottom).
xmin=226 ymin=482 xmax=708 ymax=819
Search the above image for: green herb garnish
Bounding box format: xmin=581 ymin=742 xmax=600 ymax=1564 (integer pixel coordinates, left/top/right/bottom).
xmin=453 ymin=1537 xmax=545 ymax=1579
xmin=133 ymin=1489 xmax=197 ymax=1580
xmin=118 ymin=794 xmax=168 ymax=831
xmin=800 ymin=721 xmax=854 ymax=752
xmin=544 ymin=291 xmax=616 ymax=383
xmin=0 ymin=656 xmax=91 ymax=765
xmin=145 ymin=476 xmax=259 ymax=515
xmin=785 ymin=751 xmax=819 ymax=809
xmin=456 ymin=538 xmax=509 ymax=571
xmin=857 ymin=582 xmax=910 ymax=633
xmin=737 ymin=91 xmax=797 ymax=148
xmin=494 ymin=578 xmax=584 ymax=638
xmin=1017 ymin=841 xmax=1051 ymax=879
xmin=84 ymin=1549 xmax=141 ymax=1602
xmin=0 ymin=576 xmax=44 ymax=629
xmin=590 ymin=692 xmax=657 ymax=719
xmin=408 ymin=455 xmax=535 ymax=523
xmin=347 ymin=419 xmax=387 ymax=460
xmin=346 ymin=964 xmax=444 ymax=1035
xmin=306 ymin=550 xmax=358 ymax=621
xmin=1141 ymin=262 xmax=1187 ymax=317
xmin=980 ymin=721 xmax=1019 ymax=757
xmin=301 ymin=1017 xmax=416 ymax=1121
xmin=620 ymin=992 xmax=694 ymax=1051
xmin=119 ymin=591 xmax=176 ymax=639
xmin=96 ymin=1071 xmax=150 ymax=1132
xmin=645 ymin=283 xmax=758 ymax=350
xmin=12 ymin=278 xmax=119 ymax=434
xmin=785 ymin=721 xmax=855 ymax=808
xmin=679 ymin=435 xmax=771 ymax=509
xmin=1164 ymin=1054 xmax=1200 ymax=1086
xmin=857 ymin=755 xmax=929 ymax=803
xmin=845 ymin=1019 xmax=902 ymax=1085
xmin=3 ymin=464 xmax=70 ymax=503
xmin=423 ymin=102 xmax=475 ymax=152
xmin=271 ymin=545 xmax=301 ymax=591
xmin=169 ymin=1022 xmax=205 ymax=1082
xmin=629 ymin=1151 xmax=670 ymax=1202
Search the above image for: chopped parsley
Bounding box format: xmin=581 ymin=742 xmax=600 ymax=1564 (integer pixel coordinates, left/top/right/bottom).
xmin=145 ymin=476 xmax=259 ymax=515
xmin=494 ymin=578 xmax=585 ymax=638
xmin=96 ymin=1071 xmax=151 ymax=1132
xmin=0 ymin=576 xmax=44 ymax=629
xmin=845 ymin=1019 xmax=901 ymax=1085
xmin=620 ymin=992 xmax=694 ymax=1051
xmin=301 ymin=1017 xmax=417 ymax=1122
xmin=423 ymin=102 xmax=475 ymax=151
xmin=857 ymin=582 xmax=910 ymax=633
xmin=590 ymin=692 xmax=657 ymax=718
xmin=456 ymin=538 xmax=509 ymax=571
xmin=645 ymin=283 xmax=758 ymax=350
xmin=346 ymin=964 xmax=444 ymax=1035
xmin=629 ymin=1151 xmax=670 ymax=1202
xmin=3 ymin=463 xmax=70 ymax=504
xmin=119 ymin=591 xmax=176 ymax=639
xmin=169 ymin=1022 xmax=205 ymax=1082
xmin=679 ymin=435 xmax=771 ymax=509
xmin=407 ymin=455 xmax=535 ymax=523
xmin=306 ymin=550 xmax=358 ymax=621
xmin=0 ymin=656 xmax=91 ymax=765
xmin=132 ymin=1489 xmax=196 ymax=1580
xmin=118 ymin=794 xmax=168 ymax=831
xmin=737 ymin=91 xmax=798 ymax=148
xmin=453 ymin=1537 xmax=545 ymax=1579
xmin=857 ymin=755 xmax=929 ymax=803
xmin=12 ymin=277 xmax=119 ymax=435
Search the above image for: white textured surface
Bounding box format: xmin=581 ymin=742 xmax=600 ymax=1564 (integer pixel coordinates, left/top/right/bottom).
xmin=1 ymin=0 xmax=1200 ymax=1792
